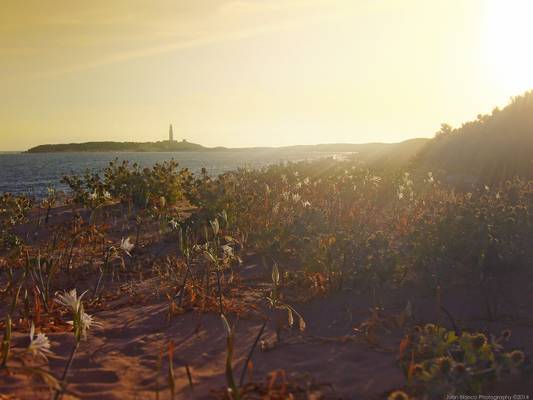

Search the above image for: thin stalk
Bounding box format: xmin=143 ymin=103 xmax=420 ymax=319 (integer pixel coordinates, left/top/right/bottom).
xmin=440 ymin=305 xmax=460 ymax=336
xmin=239 ymin=321 xmax=266 ymax=387
xmin=155 ymin=350 xmax=163 ymax=400
xmin=53 ymin=340 xmax=80 ymax=400
xmin=1 ymin=282 xmax=23 ymax=366
xmin=92 ymin=266 xmax=104 ymax=298
xmin=222 ymin=315 xmax=240 ymax=400
xmin=134 ymin=220 xmax=142 ymax=249
xmin=0 ymin=316 xmax=12 ymax=367
xmin=65 ymin=239 xmax=77 ymax=272
xmin=216 ymin=268 xmax=224 ymax=315
xmin=45 ymin=204 xmax=52 ymax=224
xmin=168 ymin=342 xmax=176 ymax=400
xmin=177 ymin=258 xmax=192 ymax=307
xmin=185 ymin=364 xmax=194 ymax=391
xmin=213 ymin=235 xmax=224 ymax=315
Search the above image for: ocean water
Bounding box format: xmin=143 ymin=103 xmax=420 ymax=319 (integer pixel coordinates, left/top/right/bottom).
xmin=0 ymin=150 xmax=337 ymax=198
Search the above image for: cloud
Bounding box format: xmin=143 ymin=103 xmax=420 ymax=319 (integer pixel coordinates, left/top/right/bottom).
xmin=3 ymin=0 xmax=340 ymax=83
xmin=218 ymin=0 xmax=322 ymax=15
xmin=25 ymin=5 xmax=332 ymax=81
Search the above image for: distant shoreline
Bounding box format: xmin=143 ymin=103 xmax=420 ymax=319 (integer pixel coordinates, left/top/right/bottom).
xmin=24 ymin=138 xmax=428 ymax=154
xmin=25 ymin=140 xmax=208 ymax=153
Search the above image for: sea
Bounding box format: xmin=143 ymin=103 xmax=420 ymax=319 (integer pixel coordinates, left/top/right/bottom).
xmin=0 ymin=150 xmax=339 ymax=199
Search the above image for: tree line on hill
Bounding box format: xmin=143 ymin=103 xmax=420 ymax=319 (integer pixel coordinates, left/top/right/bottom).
xmin=412 ymin=90 xmax=533 ymax=184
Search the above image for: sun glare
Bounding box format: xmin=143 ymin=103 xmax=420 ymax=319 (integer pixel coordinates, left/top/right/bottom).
xmin=486 ymin=0 xmax=533 ymax=94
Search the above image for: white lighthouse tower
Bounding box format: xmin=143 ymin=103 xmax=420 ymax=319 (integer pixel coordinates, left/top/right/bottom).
xmin=169 ymin=124 xmax=174 ymax=142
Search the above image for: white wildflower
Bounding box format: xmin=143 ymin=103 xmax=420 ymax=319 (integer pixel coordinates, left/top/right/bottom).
xmin=56 ymin=289 xmax=100 ymax=341
xmin=79 ymin=311 xmax=100 ymax=339
xmin=120 ymin=237 xmax=134 ymax=256
xmin=55 ymin=289 xmax=86 ymax=314
xmin=404 ymin=301 xmax=413 ymax=318
xmin=210 ymin=218 xmax=220 ymax=236
xmin=292 ymin=193 xmax=301 ymax=203
xmin=221 ymin=244 xmax=234 ymax=258
xmin=168 ymin=219 xmax=179 ymax=230
xmin=28 ymin=323 xmax=53 ymax=361
xmin=219 ymin=210 xmax=228 ymax=225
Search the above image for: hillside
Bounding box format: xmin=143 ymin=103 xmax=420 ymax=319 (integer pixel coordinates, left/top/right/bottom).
xmin=27 ymin=140 xmax=207 ymax=153
xmin=284 ymin=139 xmax=429 ymax=168
xmin=354 ymin=138 xmax=429 ymax=168
xmin=25 ymin=139 xmax=429 ymax=170
xmin=413 ymin=90 xmax=533 ymax=183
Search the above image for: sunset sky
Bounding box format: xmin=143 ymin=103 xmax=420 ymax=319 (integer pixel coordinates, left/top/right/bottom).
xmin=1 ymin=0 xmax=532 ymax=151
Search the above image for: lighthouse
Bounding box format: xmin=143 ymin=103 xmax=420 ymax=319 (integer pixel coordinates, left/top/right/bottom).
xmin=169 ymin=124 xmax=174 ymax=142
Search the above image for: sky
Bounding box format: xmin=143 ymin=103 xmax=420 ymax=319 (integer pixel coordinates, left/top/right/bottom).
xmin=1 ymin=0 xmax=533 ymax=151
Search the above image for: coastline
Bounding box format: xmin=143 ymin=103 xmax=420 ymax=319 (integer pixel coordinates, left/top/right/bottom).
xmin=22 ymin=138 xmax=429 ymax=154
